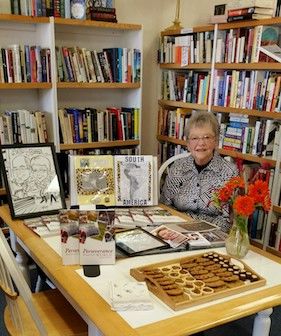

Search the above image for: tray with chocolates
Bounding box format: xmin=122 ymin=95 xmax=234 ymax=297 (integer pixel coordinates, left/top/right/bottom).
xmin=130 ymin=251 xmax=266 ymax=311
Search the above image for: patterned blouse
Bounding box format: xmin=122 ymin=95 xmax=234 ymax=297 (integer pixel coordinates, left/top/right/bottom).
xmin=160 ymin=152 xmax=238 ymax=232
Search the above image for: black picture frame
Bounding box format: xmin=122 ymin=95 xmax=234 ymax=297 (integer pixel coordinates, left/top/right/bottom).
xmin=0 ymin=143 xmax=66 ymax=219
xmin=115 ymin=227 xmax=169 ymax=256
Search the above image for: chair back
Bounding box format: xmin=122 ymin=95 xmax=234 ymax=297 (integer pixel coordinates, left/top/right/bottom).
xmin=158 ymin=152 xmax=191 ymax=198
xmin=0 ymin=229 xmax=47 ymax=335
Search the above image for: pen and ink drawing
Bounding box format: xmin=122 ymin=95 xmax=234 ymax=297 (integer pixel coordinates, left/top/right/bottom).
xmin=0 ymin=144 xmax=65 ymax=219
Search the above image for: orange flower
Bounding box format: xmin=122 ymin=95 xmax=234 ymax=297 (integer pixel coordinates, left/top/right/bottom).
xmin=218 ymin=186 xmax=233 ymax=202
xmin=226 ymin=176 xmax=245 ymax=190
xmin=233 ymin=195 xmax=255 ymax=217
xmin=248 ymin=180 xmax=270 ymax=204
xmin=262 ymin=194 xmax=271 ymax=212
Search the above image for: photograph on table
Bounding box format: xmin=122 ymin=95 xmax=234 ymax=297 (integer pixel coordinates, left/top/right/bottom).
xmin=0 ymin=143 xmax=66 ymax=219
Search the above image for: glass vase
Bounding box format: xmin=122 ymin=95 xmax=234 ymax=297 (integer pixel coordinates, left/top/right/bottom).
xmin=225 ymin=215 xmax=250 ymax=259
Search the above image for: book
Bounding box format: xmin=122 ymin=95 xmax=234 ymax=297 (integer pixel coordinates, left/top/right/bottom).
xmin=24 ymin=215 xmax=59 ymax=237
xmin=228 ymin=0 xmax=276 ymax=9
xmin=73 ymin=155 xmax=115 ymax=207
xmin=114 ymin=155 xmax=158 ymax=206
xmin=59 ymin=209 xmax=80 ymax=265
xmin=79 ymin=210 xmax=115 ymax=265
xmin=113 ymin=206 xmax=187 ymax=228
xmin=259 ymin=44 xmax=281 ymax=63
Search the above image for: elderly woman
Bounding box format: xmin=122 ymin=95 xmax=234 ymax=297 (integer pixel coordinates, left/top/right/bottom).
xmin=160 ymin=111 xmax=238 ymax=233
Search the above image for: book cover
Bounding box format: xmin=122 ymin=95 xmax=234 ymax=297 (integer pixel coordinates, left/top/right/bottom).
xmin=59 ymin=209 xmax=80 ymax=265
xmin=79 ymin=210 xmax=115 ymax=265
xmin=74 ymin=155 xmax=115 ymax=206
xmin=150 ymin=225 xmax=189 ymax=248
xmin=114 ymin=155 xmax=157 ymax=206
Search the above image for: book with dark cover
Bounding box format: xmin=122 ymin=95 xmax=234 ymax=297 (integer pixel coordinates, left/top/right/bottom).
xmin=227 ymin=13 xmax=253 ymax=22
xmin=103 ymin=48 xmax=118 ymax=82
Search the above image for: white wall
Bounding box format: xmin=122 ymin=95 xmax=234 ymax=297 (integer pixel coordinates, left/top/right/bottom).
xmin=116 ymin=0 xmax=222 ymax=154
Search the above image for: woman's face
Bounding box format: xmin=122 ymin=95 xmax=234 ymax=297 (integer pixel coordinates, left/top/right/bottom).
xmin=187 ymin=124 xmax=217 ymax=165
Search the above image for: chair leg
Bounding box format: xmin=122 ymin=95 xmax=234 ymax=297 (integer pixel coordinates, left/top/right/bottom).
xmin=35 ymin=275 xmax=43 ymax=293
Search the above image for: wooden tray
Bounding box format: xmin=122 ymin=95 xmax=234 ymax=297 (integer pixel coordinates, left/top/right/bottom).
xmin=130 ymin=251 xmax=266 ymax=311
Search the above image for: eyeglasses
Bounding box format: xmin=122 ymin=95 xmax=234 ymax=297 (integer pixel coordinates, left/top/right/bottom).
xmin=188 ymin=135 xmax=215 ymax=144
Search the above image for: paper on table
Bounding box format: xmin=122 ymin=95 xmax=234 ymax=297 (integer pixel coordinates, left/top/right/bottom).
xmin=109 ymin=281 xmax=153 ymax=311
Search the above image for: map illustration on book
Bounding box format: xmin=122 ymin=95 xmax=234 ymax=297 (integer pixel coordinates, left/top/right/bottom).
xmin=73 ymin=155 xmax=115 ymax=206
xmin=114 ymin=155 xmax=158 ymax=206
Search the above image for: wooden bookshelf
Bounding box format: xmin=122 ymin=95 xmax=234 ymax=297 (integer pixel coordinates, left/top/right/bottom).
xmin=60 ymin=140 xmax=140 ymax=151
xmin=0 ymin=15 xmax=143 ymax=154
xmin=0 ymin=13 xmax=49 ymax=23
xmin=212 ymin=106 xmax=281 ymax=119
xmin=57 ymin=82 xmax=140 ymax=89
xmin=158 ymin=100 xmax=208 ymax=110
xmin=0 ymin=83 xmax=52 ymax=89
xmin=161 ymin=24 xmax=214 ymax=36
xmin=160 ymin=63 xmax=212 ymax=70
xmin=215 ymin=63 xmax=281 ymax=70
xmin=54 ymin=17 xmax=142 ymax=31
xmin=273 ymin=205 xmax=281 ymax=214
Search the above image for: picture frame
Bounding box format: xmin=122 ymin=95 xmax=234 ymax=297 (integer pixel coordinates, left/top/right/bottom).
xmin=115 ymin=227 xmax=169 ymax=256
xmin=0 ymin=143 xmax=66 ymax=219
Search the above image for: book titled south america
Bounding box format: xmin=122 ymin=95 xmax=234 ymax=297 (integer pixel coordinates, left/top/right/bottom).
xmin=74 ymin=155 xmax=115 ymax=206
xmin=114 ymin=155 xmax=158 ymax=206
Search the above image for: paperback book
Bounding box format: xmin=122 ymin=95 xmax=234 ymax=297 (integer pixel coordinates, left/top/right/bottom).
xmin=114 ymin=155 xmax=158 ymax=206
xmin=24 ymin=214 xmax=60 ymax=238
xmin=113 ymin=206 xmax=186 ymax=228
xmin=70 ymin=155 xmax=115 ymax=207
xmin=79 ymin=210 xmax=115 ymax=265
xmin=59 ymin=209 xmax=80 ymax=265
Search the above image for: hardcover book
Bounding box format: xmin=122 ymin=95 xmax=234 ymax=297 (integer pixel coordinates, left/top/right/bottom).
xmin=73 ymin=155 xmax=115 ymax=207
xmin=114 ymin=155 xmax=158 ymax=206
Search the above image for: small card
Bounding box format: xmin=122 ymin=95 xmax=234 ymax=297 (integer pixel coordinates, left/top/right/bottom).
xmin=109 ymin=281 xmax=153 ymax=311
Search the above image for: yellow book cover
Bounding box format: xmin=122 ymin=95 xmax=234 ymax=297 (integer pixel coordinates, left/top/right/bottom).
xmin=74 ymin=155 xmax=115 ymax=206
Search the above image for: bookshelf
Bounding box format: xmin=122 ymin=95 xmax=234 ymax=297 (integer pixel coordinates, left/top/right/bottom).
xmin=157 ymin=17 xmax=281 ymax=255
xmin=0 ymin=14 xmax=143 ymax=153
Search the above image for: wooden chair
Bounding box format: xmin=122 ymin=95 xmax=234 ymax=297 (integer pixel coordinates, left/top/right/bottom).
xmin=0 ymin=228 xmax=87 ymax=336
xmin=158 ymin=152 xmax=191 ymax=199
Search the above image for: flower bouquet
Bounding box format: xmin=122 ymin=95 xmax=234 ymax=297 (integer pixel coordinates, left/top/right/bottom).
xmin=212 ymin=176 xmax=271 ymax=258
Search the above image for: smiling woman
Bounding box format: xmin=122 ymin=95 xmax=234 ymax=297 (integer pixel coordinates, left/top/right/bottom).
xmin=160 ymin=111 xmax=238 ymax=233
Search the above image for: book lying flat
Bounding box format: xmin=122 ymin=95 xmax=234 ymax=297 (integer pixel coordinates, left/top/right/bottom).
xmin=113 ymin=207 xmax=187 ymax=228
xmin=24 ymin=214 xmax=59 ymax=237
xmin=259 ymin=44 xmax=281 ymax=63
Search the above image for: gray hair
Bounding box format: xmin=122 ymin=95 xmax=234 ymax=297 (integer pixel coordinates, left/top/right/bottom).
xmin=185 ymin=111 xmax=219 ymax=140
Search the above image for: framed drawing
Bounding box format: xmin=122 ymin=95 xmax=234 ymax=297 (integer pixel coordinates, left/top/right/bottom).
xmin=0 ymin=143 xmax=66 ymax=219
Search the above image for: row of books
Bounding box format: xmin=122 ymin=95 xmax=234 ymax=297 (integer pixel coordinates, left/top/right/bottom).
xmin=216 ymin=25 xmax=280 ymax=64
xmin=158 ymin=142 xmax=188 ymax=165
xmin=158 ymin=32 xmax=214 ymax=65
xmin=0 ymin=109 xmax=48 ymax=145
xmin=10 ymin=0 xmax=114 ymax=19
xmin=213 ymin=70 xmax=281 ymax=112
xmin=158 ymin=107 xmax=190 ymax=140
xmin=56 ymin=46 xmax=141 ymax=84
xmin=58 ymin=106 xmax=140 ymax=144
xmin=0 ymin=45 xmax=51 ymax=84
xmin=161 ymin=70 xmax=210 ymax=104
xmin=24 ymin=209 xmax=116 ymax=265
xmin=210 ymin=0 xmax=277 ymax=23
xmin=218 ymin=114 xmax=280 ymax=157
xmin=227 ymin=6 xmax=275 ymax=22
